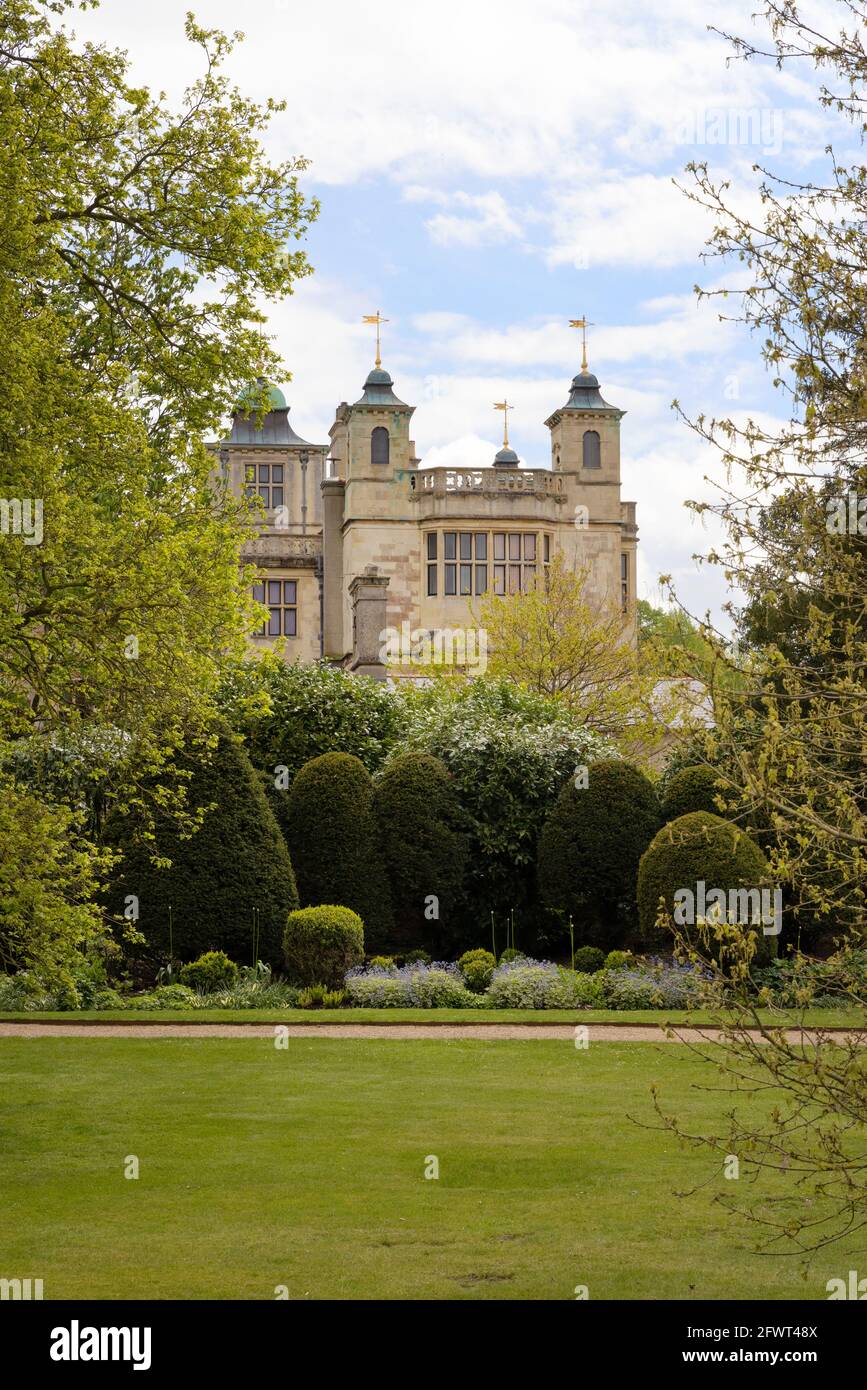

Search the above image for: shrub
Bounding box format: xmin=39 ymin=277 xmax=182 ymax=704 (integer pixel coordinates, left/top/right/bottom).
xmin=604 ymin=949 xmax=634 ymax=971
xmin=104 ymin=724 xmax=298 ymax=967
xmin=636 ymin=812 xmax=777 ymax=965
xmin=92 ymin=988 xmax=124 ymax=1010
xmin=284 ymin=753 xmax=393 ymax=949
xmin=601 ymin=960 xmax=708 ymax=1010
xmin=538 ymin=760 xmax=660 ymax=946
xmin=661 ymin=765 xmax=727 ymax=822
xmin=283 ymin=905 xmax=364 ymax=989
xmin=404 ymin=949 xmax=432 ymax=966
xmin=458 ymin=948 xmax=497 ymax=992
xmin=487 ymin=958 xmax=604 ymax=1009
xmin=373 ymin=752 xmax=470 ymax=950
xmin=573 ymin=945 xmax=605 ymax=974
xmin=369 ymin=955 xmax=397 ymax=972
xmin=499 ymin=947 xmax=524 ymax=964
xmin=129 ymin=984 xmax=200 ymax=1010
xmin=343 ymin=961 xmax=477 ymax=1009
xmin=179 ymin=950 xmax=239 ymax=994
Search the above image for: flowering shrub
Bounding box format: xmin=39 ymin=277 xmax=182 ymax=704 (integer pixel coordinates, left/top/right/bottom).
xmin=601 ymin=960 xmax=707 ymax=1010
xmin=344 ymin=961 xmax=477 ymax=1008
xmin=487 ymin=959 xmax=604 ymax=1009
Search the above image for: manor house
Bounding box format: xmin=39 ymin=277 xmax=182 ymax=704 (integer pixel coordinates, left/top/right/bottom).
xmin=213 ymin=333 xmax=638 ymax=677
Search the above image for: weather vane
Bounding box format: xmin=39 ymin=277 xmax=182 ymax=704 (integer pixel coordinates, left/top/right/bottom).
xmin=362 ymin=310 xmax=389 ymax=369
xmin=569 ymin=316 xmax=595 ymax=373
xmin=493 ymin=399 xmax=513 ymax=447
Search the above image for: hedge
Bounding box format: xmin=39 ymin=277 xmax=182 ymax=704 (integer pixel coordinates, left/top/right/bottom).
xmin=661 ymin=765 xmax=727 ymax=822
xmin=283 ymin=905 xmax=364 ymax=988
xmin=537 ymin=759 xmax=660 ymax=945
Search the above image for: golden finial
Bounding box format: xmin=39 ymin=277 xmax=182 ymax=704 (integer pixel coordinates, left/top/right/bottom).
xmin=569 ymin=316 xmax=595 ymax=372
xmin=362 ymin=310 xmax=389 ymax=369
xmin=493 ymin=399 xmax=513 ymax=448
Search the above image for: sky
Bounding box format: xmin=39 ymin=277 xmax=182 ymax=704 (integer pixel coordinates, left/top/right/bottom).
xmin=70 ymin=0 xmax=849 ymax=623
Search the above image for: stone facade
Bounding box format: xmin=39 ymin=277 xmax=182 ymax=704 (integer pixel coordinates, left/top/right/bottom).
xmin=213 ymin=360 xmax=639 ymax=677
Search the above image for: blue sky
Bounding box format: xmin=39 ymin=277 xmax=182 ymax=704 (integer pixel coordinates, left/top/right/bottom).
xmin=73 ymin=0 xmax=848 ymax=624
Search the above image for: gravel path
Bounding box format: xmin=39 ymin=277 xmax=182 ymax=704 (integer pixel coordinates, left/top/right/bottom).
xmin=1 ymin=1022 xmax=863 ymax=1043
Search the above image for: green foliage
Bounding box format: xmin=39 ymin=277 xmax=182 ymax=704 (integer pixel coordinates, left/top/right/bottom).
xmin=604 ymin=949 xmax=634 ymax=971
xmin=457 ymin=948 xmax=497 ymax=993
xmin=498 ymin=948 xmax=524 ymax=964
xmin=395 ymin=677 xmax=611 ymax=923
xmin=218 ymin=656 xmax=405 ymax=803
xmin=661 ymin=765 xmax=727 ymax=822
xmin=0 ymin=777 xmax=108 ymax=986
xmin=537 ymin=760 xmax=661 ymax=946
xmin=283 ymin=905 xmax=364 ymax=990
xmin=296 ymin=983 xmax=347 ymax=1009
xmin=637 ymin=812 xmax=776 ymax=963
xmin=369 ymin=955 xmax=397 ymax=972
xmin=284 ymin=753 xmax=393 ymax=949
xmin=372 ymin=752 xmax=469 ymax=950
xmin=403 ymin=949 xmax=432 ymax=966
xmin=572 ymin=946 xmax=606 ymax=974
xmin=105 ymin=726 xmax=298 ymax=967
xmin=179 ymin=951 xmax=239 ymax=993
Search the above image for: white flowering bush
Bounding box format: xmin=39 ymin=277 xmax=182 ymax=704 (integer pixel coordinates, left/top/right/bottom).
xmin=487 ymin=959 xmax=605 ymax=1009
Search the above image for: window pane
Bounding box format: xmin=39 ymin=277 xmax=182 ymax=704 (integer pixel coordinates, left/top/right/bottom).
xmin=245 ymin=465 xmax=255 ymax=483
xmin=508 ymin=564 xmax=521 ymax=592
xmin=284 ymin=580 xmax=296 ymax=603
xmin=268 ymin=608 xmax=281 ymax=636
xmin=544 ymin=534 xmax=550 ymax=562
xmin=245 ymin=485 xmax=258 ymax=501
xmin=475 ymin=565 xmax=487 ymax=595
xmin=427 ymin=563 xmax=437 ymax=596
xmin=493 ymin=533 xmax=506 ymax=560
xmin=621 ymin=554 xmax=628 ymax=579
xmin=444 ymin=532 xmax=456 ymax=561
xmin=523 ymin=564 xmax=536 ymax=589
xmin=267 ymin=580 xmax=281 ymax=603
xmin=475 ymin=532 xmax=487 ymax=559
xmin=427 ymin=533 xmax=437 ymax=560
xmin=259 ymin=465 xmax=270 ymax=481
xmin=523 ymin=533 xmax=536 ymax=560
xmin=252 ymin=582 xmax=265 ymax=603
xmin=271 ymin=487 xmax=283 ymax=509
xmin=444 ymin=564 xmax=456 ymax=595
xmin=459 ymin=533 xmax=472 ymax=560
xmin=259 ymin=486 xmax=270 ymax=508
xmin=494 ymin=565 xmax=505 ymax=595
xmin=508 ymin=533 xmax=521 ymax=560
xmin=284 ymin=608 xmax=297 ymax=637
xmin=271 ymin=464 xmax=283 ymax=482
xmin=459 ymin=564 xmax=472 ymax=595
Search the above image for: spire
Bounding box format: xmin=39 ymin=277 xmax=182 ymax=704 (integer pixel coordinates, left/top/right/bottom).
xmin=492 ymin=399 xmax=519 ymax=467
xmin=569 ymin=316 xmax=595 ymax=374
xmin=362 ymin=310 xmax=389 ymax=370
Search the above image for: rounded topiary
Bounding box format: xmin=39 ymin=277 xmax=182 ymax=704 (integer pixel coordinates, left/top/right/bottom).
xmin=283 ymin=905 xmax=365 ymax=989
xmin=458 ymin=948 xmax=497 ymax=993
xmin=104 ymin=724 xmax=298 ymax=967
xmin=372 ymin=752 xmax=470 ymax=951
xmin=573 ymin=945 xmax=606 ymax=974
xmin=538 ymin=760 xmax=661 ymax=945
xmin=179 ymin=950 xmax=239 ymax=994
xmin=637 ymin=811 xmax=777 ymax=964
xmin=285 ymin=753 xmax=393 ymax=951
xmin=499 ymin=948 xmax=524 ymax=964
xmin=661 ymin=765 xmax=727 ymax=823
xmin=604 ymin=949 xmax=634 ymax=971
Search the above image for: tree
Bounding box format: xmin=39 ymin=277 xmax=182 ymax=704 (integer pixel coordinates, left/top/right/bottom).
xmin=656 ymin=0 xmax=867 ymax=1254
xmin=395 ymin=677 xmax=611 ymax=939
xmin=476 ymin=557 xmax=677 ymax=752
xmin=372 ymin=752 xmax=470 ymax=952
xmin=538 ymin=760 xmax=660 ymax=947
xmin=284 ymin=753 xmax=394 ymax=951
xmin=0 ymin=0 xmax=316 ymax=795
xmin=104 ymin=726 xmax=298 ymax=968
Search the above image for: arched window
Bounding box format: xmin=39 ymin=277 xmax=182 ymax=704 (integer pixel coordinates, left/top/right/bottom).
xmin=371 ymin=426 xmax=390 ymax=466
xmin=582 ymin=429 xmax=601 ymax=469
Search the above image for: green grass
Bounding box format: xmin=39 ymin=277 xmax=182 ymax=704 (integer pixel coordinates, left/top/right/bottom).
xmin=0 ymin=1037 xmax=857 ymax=1299
xmin=1 ymin=1006 xmax=862 ymax=1026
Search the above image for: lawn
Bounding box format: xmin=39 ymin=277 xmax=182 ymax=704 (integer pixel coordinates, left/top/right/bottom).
xmin=0 ymin=1007 xmax=862 ymax=1026
xmin=0 ymin=1037 xmax=856 ymax=1300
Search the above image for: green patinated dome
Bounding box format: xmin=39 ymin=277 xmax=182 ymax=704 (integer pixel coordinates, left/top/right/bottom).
xmin=236 ymin=377 xmax=287 ymax=413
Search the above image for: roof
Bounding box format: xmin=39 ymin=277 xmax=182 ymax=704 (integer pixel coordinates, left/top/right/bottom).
xmin=353 ymin=366 xmax=408 ymax=408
